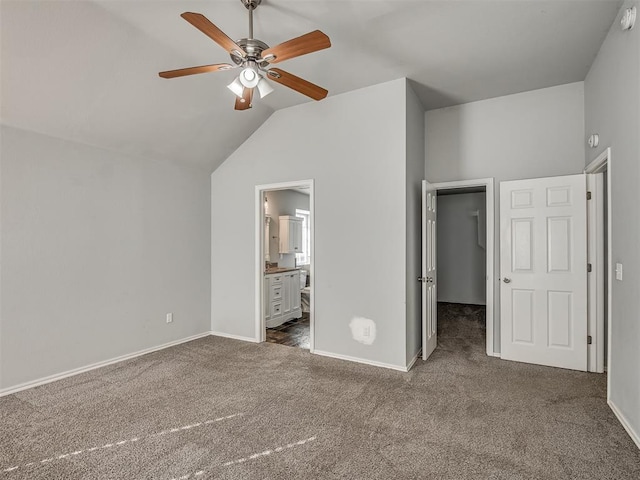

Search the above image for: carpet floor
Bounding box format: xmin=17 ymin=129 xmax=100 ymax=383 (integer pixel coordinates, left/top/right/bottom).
xmin=1 ymin=304 xmax=639 ymax=479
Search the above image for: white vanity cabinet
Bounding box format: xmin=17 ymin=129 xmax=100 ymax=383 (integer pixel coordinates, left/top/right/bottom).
xmin=291 ymin=272 xmax=301 ymax=312
xmin=278 ymin=216 xmax=303 ymax=254
xmin=265 ymin=270 xmax=301 ymax=328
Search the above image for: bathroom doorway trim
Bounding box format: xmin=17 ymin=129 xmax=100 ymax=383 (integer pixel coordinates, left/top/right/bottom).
xmin=429 ymin=177 xmax=496 ymax=357
xmin=255 ymin=179 xmax=315 ymax=352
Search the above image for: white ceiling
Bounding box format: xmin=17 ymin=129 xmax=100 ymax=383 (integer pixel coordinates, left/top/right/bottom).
xmin=0 ymin=0 xmax=621 ymax=172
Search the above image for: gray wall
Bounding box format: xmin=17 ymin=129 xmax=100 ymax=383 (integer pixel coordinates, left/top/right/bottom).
xmin=211 ymin=78 xmax=412 ymax=369
xmin=405 ymin=81 xmax=425 ymax=365
xmin=265 ymin=189 xmax=310 ymax=269
xmin=584 ymin=0 xmax=640 ymax=444
xmin=0 ymin=125 xmax=211 ymax=390
xmin=436 ymin=192 xmax=486 ymax=305
xmin=425 ymin=82 xmax=586 ymax=352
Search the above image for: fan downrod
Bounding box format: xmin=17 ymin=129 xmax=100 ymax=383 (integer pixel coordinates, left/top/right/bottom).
xmin=233 ymin=0 xmax=268 ymax=65
xmin=241 ymin=0 xmax=261 ymax=10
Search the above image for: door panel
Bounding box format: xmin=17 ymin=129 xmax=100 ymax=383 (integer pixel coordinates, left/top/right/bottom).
xmin=547 ymin=290 xmax=572 ymax=347
xmin=512 ymin=289 xmax=534 ymax=344
xmin=422 ymin=180 xmax=437 ymax=361
xmin=547 ymin=217 xmax=571 ymax=272
xmin=500 ymin=174 xmax=587 ymax=371
xmin=512 ymin=218 xmax=534 ymax=271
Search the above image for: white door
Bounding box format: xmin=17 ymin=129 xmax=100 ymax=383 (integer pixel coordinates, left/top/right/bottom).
xmin=500 ymin=174 xmax=588 ymax=371
xmin=422 ymin=180 xmax=437 ymax=360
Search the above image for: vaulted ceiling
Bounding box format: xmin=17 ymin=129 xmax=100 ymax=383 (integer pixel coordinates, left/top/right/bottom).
xmin=1 ymin=1 xmax=621 ymax=172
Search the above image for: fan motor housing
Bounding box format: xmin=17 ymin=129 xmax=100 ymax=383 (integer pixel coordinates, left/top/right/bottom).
xmin=231 ymin=38 xmax=270 ymax=64
xmin=242 ymin=0 xmax=262 ymax=9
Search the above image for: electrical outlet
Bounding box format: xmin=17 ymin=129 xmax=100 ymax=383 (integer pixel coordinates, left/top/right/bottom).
xmin=363 ymin=326 xmax=371 ymax=338
xmin=166 ymin=313 xmax=173 ymax=323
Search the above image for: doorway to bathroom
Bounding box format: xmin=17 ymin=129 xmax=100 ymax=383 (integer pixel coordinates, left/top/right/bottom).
xmin=255 ymin=180 xmax=314 ymax=351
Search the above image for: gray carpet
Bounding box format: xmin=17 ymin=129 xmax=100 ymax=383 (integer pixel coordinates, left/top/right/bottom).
xmin=1 ymin=303 xmax=639 ymax=479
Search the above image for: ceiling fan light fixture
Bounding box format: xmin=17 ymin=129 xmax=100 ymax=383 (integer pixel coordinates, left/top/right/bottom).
xmin=256 ymin=76 xmax=274 ymax=98
xmin=227 ymin=77 xmax=245 ymax=98
xmin=239 ymin=66 xmax=260 ymax=88
xmin=160 ymin=3 xmax=331 ymax=110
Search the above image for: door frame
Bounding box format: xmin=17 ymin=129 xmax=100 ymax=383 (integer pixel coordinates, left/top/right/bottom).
xmin=429 ymin=178 xmax=496 ymax=357
xmin=254 ymin=179 xmax=315 ymax=352
xmin=584 ymin=147 xmax=612 ymax=377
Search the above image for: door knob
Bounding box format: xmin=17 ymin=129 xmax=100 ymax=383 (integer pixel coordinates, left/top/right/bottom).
xmin=417 ymin=276 xmax=426 ymax=283
xmin=503 ymin=278 xmax=511 ymax=284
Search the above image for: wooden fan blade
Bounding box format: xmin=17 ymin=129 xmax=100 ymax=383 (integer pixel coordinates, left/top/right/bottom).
xmin=159 ymin=63 xmax=234 ymax=78
xmin=267 ymin=68 xmax=328 ymax=101
xmin=235 ymin=87 xmax=253 ymax=110
xmin=262 ymin=30 xmax=330 ymax=64
xmin=181 ymin=12 xmax=245 ymax=57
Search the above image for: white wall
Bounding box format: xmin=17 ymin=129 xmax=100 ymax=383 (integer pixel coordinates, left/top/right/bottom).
xmin=584 ymin=0 xmax=640 ymax=446
xmin=405 ymin=81 xmax=425 ymax=365
xmin=211 ymin=78 xmax=412 ymax=369
xmin=425 ymin=82 xmax=586 ymax=351
xmin=265 ymin=189 xmax=309 ymax=268
xmin=437 ymin=192 xmax=486 ymax=305
xmin=0 ymin=126 xmax=211 ymax=391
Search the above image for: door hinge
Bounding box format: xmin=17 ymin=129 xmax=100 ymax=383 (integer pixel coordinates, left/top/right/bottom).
xmin=587 ymin=263 xmax=592 ymax=273
xmin=587 ymin=191 xmax=592 ymax=200
xmin=587 ymin=335 xmax=592 ymax=345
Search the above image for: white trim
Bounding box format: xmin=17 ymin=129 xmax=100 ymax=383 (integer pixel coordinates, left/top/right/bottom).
xmin=584 ymin=148 xmax=610 ymax=174
xmin=210 ymin=331 xmax=260 ymax=343
xmin=406 ymin=350 xmax=421 ymax=371
xmin=608 ymin=399 xmax=640 ymax=450
xmin=0 ymin=332 xmax=211 ymax=397
xmin=585 ymin=148 xmax=613 ymax=394
xmin=586 ymin=173 xmax=605 ymax=373
xmin=428 ymin=178 xmax=496 ymax=357
xmin=255 ymin=180 xmax=315 ymax=351
xmin=313 ymin=350 xmax=409 ymax=372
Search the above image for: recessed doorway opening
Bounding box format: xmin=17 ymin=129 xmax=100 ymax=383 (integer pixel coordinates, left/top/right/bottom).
xmin=436 ymin=186 xmax=489 ymax=356
xmin=255 ymin=180 xmax=314 ymax=351
xmin=422 ymin=178 xmax=495 ymax=361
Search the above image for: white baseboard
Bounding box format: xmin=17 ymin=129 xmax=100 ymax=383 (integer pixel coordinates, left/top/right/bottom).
xmin=608 ymin=399 xmax=640 ymax=450
xmin=313 ymin=350 xmax=408 ymax=372
xmin=0 ymin=331 xmax=212 ymax=397
xmin=210 ymin=331 xmax=259 ymax=343
xmin=406 ymin=350 xmax=421 ymax=371
xmin=487 ymin=352 xmax=501 ymax=358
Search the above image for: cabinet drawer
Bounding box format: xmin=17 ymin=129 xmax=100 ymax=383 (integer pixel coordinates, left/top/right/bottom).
xmin=270 ymin=274 xmax=283 ymax=285
xmin=271 ymin=302 xmax=282 ymax=317
xmin=271 ymin=285 xmax=283 ymax=300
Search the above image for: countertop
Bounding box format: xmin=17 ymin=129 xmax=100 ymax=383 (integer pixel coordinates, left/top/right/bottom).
xmin=264 ymin=267 xmax=300 ymax=275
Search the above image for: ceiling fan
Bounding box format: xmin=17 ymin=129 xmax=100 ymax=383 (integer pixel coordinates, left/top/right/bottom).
xmin=159 ymin=0 xmax=331 ymax=111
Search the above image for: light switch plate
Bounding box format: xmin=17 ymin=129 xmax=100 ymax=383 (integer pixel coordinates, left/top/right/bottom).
xmin=615 ymin=263 xmax=623 ymax=281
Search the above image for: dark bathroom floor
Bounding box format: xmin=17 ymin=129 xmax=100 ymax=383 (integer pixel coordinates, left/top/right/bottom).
xmin=265 ymin=312 xmax=310 ymax=349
